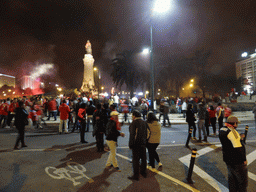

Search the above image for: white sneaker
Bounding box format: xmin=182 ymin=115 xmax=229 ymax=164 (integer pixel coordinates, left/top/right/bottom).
xmin=158 ymin=162 xmax=162 ymax=167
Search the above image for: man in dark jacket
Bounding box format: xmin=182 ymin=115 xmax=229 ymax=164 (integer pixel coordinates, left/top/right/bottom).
xmin=105 ymin=111 xmax=125 ymax=171
xmin=219 ymin=116 xmax=248 ymax=192
xmin=128 ymin=110 xmax=150 ymax=181
xmin=93 ymin=104 xmax=105 ymax=152
xmin=14 ymin=101 xmax=29 ymax=150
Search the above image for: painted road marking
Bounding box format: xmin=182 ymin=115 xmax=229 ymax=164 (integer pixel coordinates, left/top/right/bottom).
xmin=11 ymin=144 xmax=96 ymax=152
xmin=116 ymin=153 xmax=200 ymax=192
xmin=179 ymin=146 xmax=229 ymax=192
xmin=246 ymin=150 xmax=256 ymax=181
xmin=248 ymin=172 xmax=256 ymax=181
xmin=45 ymin=162 xmax=93 ymax=186
xmin=116 ymin=141 xmax=256 ymax=149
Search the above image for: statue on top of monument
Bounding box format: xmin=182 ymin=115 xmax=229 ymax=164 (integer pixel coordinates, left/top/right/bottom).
xmin=85 ymin=40 xmax=92 ymax=55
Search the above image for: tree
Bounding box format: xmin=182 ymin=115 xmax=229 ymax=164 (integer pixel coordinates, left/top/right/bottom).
xmin=111 ymin=50 xmax=144 ymax=98
xmin=191 ymin=49 xmax=211 ymax=98
xmin=158 ymin=56 xmax=191 ymax=98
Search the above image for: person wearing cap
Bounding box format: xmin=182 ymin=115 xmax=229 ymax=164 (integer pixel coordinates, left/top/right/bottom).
xmin=219 ymin=116 xmax=248 ymax=192
xmin=128 ymin=110 xmax=150 ymax=181
xmin=105 ymin=111 xmax=125 ymax=171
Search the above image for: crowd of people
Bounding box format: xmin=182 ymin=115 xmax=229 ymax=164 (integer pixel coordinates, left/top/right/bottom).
xmin=0 ymin=94 xmax=248 ymax=190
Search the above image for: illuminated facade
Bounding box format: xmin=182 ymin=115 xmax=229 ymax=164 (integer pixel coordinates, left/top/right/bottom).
xmin=21 ymin=76 xmax=35 ymax=90
xmin=236 ymin=53 xmax=256 ymax=93
xmin=0 ymin=73 xmax=15 ymax=88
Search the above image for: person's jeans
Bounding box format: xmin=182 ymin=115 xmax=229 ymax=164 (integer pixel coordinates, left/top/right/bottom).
xmin=227 ymin=163 xmax=248 ymax=192
xmin=158 ymin=113 xmax=163 ymax=123
xmin=178 ymin=106 xmax=182 ymax=114
xmin=188 ymin=122 xmax=196 ymax=138
xmin=132 ymin=145 xmax=147 ymax=178
xmin=146 ymin=143 xmax=160 ymax=168
xmin=182 ymin=110 xmax=186 ymax=118
xmin=210 ymin=117 xmax=217 ymax=134
xmin=218 ymin=117 xmax=223 ymax=130
xmin=7 ymin=113 xmax=15 ymax=126
xmin=96 ymin=132 xmax=104 ymax=151
xmin=0 ymin=115 xmax=7 ymax=128
xmin=80 ymin=121 xmax=86 ymax=142
xmin=205 ymin=118 xmax=209 ymax=136
xmin=15 ymin=126 xmax=25 ymax=147
xmin=47 ymin=111 xmax=57 ymax=120
xmin=198 ymin=120 xmax=206 ymax=139
xmin=59 ymin=119 xmax=68 ymax=133
xmin=123 ymin=113 xmax=128 ymax=122
xmin=142 ymin=110 xmax=147 ymax=120
xmin=163 ymin=113 xmax=171 ymax=126
xmin=106 ymin=140 xmax=118 ymax=168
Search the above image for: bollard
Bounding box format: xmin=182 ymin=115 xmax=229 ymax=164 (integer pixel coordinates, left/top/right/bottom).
xmin=243 ymin=125 xmax=249 ymax=144
xmin=185 ymin=126 xmax=193 ymax=148
xmin=185 ymin=148 xmax=197 ymax=184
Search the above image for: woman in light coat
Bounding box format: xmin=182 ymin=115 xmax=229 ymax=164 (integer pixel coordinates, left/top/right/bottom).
xmin=146 ymin=112 xmax=162 ymax=169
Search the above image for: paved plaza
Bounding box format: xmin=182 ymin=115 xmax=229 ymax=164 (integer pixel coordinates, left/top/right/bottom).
xmin=1 ymin=111 xmax=256 ymax=191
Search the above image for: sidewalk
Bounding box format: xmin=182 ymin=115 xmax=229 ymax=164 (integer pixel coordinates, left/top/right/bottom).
xmin=1 ymin=111 xmax=254 ymax=135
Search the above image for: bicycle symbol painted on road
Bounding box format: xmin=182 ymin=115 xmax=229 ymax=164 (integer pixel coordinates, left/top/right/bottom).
xmin=45 ymin=162 xmax=94 ymax=186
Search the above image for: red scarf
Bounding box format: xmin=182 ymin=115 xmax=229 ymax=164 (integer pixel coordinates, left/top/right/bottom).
xmin=110 ymin=117 xmax=121 ymax=130
xmin=225 ymin=123 xmax=235 ymax=129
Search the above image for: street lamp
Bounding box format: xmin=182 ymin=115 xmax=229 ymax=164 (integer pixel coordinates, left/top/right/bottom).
xmin=142 ymin=48 xmax=150 ymax=54
xmin=149 ymin=0 xmax=171 ymax=111
xmin=94 ymin=67 xmax=100 ymax=99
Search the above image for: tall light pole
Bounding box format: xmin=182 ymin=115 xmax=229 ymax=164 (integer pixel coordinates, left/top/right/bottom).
xmin=94 ymin=67 xmax=100 ymax=100
xmin=150 ymin=24 xmax=154 ymax=110
xmin=150 ymin=0 xmax=172 ymax=111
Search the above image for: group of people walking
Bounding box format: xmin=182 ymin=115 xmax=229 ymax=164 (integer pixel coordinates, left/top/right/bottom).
xmin=185 ymin=102 xmax=232 ymax=143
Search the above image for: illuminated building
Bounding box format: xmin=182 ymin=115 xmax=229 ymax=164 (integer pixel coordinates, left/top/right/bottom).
xmin=21 ymin=76 xmax=35 ymax=90
xmin=236 ymin=52 xmax=256 ymax=93
xmin=0 ymin=73 xmax=15 ymax=88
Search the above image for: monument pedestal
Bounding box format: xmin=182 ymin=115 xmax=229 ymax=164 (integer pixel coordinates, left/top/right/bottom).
xmin=80 ymin=41 xmax=98 ymax=97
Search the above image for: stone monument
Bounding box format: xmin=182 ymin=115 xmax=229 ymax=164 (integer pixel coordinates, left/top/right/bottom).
xmin=80 ymin=40 xmax=97 ymax=96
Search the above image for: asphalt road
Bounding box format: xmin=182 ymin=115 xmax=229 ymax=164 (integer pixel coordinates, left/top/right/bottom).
xmin=1 ymin=121 xmax=256 ymax=192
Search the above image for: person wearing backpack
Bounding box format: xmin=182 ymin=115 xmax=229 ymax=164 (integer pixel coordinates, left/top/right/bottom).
xmin=216 ymin=103 xmax=224 ymax=131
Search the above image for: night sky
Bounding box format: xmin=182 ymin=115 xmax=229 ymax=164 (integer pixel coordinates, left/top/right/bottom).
xmin=1 ymin=0 xmax=256 ymax=91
